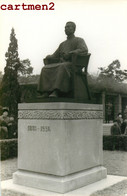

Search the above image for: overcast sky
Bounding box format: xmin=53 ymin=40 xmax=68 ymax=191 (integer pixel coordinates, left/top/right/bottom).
xmin=0 ymin=0 xmax=127 ymax=75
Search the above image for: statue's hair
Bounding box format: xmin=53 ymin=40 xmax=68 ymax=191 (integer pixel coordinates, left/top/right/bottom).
xmin=66 ymin=21 xmax=76 ymax=31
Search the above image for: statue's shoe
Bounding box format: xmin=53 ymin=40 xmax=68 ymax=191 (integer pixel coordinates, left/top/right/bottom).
xmin=49 ymin=91 xmax=58 ymax=98
xmin=37 ymin=93 xmax=49 ymax=98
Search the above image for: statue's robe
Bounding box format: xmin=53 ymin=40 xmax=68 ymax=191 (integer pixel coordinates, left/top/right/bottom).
xmin=37 ymin=35 xmax=88 ymax=94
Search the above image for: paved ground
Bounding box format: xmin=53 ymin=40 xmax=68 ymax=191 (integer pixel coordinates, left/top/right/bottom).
xmin=1 ymin=151 xmax=127 ymax=196
xmin=91 ymin=180 xmax=127 ymax=196
xmin=103 ymin=150 xmax=127 ymax=176
xmin=1 ymin=189 xmax=27 ymax=196
xmin=1 ymin=158 xmax=17 ymax=181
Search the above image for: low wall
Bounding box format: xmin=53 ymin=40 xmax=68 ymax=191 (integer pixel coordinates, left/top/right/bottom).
xmin=103 ymin=135 xmax=127 ymax=151
xmin=103 ymin=123 xmax=113 ymax=135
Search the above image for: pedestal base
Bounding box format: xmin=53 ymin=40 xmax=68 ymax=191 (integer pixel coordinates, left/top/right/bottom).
xmin=13 ymin=166 xmax=107 ymax=194
xmin=14 ymin=103 xmax=107 ymax=193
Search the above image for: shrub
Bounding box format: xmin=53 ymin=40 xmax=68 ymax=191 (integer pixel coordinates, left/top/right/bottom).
xmin=103 ymin=135 xmax=127 ymax=151
xmin=0 ymin=139 xmax=17 ymax=160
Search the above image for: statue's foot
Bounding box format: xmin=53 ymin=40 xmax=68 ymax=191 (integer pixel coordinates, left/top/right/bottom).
xmin=37 ymin=92 xmax=49 ymax=98
xmin=49 ymin=90 xmax=58 ymax=98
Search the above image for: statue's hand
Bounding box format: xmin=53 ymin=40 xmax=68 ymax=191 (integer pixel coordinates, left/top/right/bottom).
xmin=69 ymin=50 xmax=88 ymax=55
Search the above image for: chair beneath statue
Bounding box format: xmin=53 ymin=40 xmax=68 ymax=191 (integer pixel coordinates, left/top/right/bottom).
xmin=71 ymin=53 xmax=91 ymax=101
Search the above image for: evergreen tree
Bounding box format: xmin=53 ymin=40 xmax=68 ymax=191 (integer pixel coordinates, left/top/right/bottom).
xmin=0 ymin=28 xmax=21 ymax=121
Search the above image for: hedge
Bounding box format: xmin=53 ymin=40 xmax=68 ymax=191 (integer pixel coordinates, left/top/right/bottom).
xmin=103 ymin=135 xmax=127 ymax=151
xmin=0 ymin=139 xmax=17 ymax=160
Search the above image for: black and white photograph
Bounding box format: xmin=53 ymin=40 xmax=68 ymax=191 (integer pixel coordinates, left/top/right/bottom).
xmin=0 ymin=0 xmax=127 ymax=195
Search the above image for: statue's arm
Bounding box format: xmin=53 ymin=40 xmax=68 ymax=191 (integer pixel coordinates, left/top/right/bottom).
xmin=46 ymin=44 xmax=60 ymax=59
xmin=69 ymin=38 xmax=88 ymax=55
xmin=44 ymin=45 xmax=60 ymax=65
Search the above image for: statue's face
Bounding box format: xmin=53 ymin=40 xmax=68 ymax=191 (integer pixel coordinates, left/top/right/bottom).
xmin=65 ymin=23 xmax=75 ymax=36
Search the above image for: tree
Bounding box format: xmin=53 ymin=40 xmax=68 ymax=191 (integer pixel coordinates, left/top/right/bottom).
xmin=0 ymin=28 xmax=21 ymax=121
xmin=98 ymin=60 xmax=127 ymax=82
xmin=87 ymin=60 xmax=127 ymax=94
xmin=0 ymin=71 xmax=3 ymax=83
xmin=19 ymin=59 xmax=33 ymax=76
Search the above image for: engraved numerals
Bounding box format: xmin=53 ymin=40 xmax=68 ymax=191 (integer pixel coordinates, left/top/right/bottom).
xmin=40 ymin=126 xmax=51 ymax=132
xmin=28 ymin=126 xmax=37 ymax=131
xmin=27 ymin=125 xmax=51 ymax=132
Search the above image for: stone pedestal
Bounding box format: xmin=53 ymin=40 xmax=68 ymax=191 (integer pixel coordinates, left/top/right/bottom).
xmin=13 ymin=102 xmax=107 ymax=193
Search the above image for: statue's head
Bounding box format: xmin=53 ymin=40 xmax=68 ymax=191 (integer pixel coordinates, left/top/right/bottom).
xmin=65 ymin=21 xmax=76 ymax=36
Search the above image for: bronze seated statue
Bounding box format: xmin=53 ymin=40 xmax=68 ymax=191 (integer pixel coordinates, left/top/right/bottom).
xmin=37 ymin=21 xmax=91 ymax=101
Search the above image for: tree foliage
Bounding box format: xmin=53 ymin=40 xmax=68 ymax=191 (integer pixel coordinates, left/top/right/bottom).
xmin=98 ymin=60 xmax=127 ymax=82
xmin=18 ymin=59 xmax=33 ymax=76
xmin=88 ymin=60 xmax=127 ymax=94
